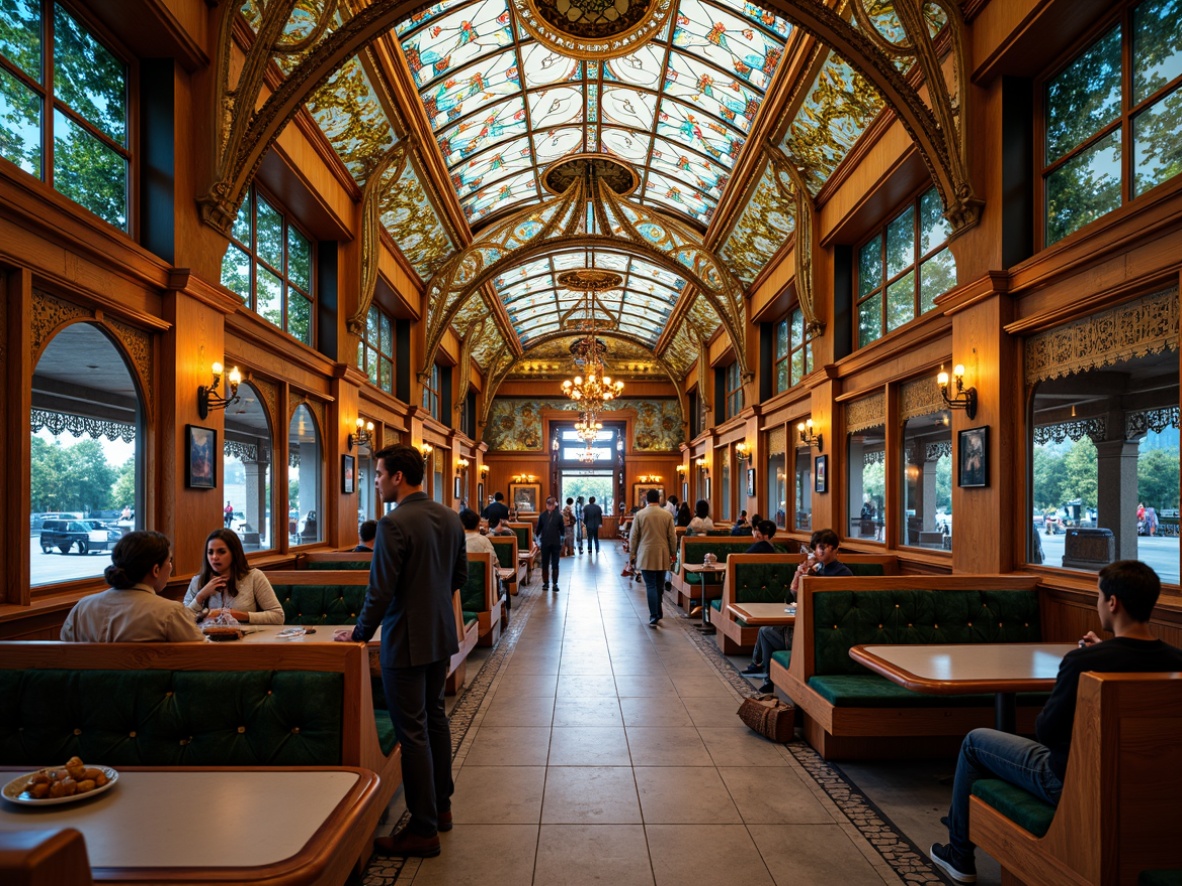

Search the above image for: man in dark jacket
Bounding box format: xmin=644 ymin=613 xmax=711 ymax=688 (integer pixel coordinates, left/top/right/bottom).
xmin=535 ymin=496 xmax=565 ymax=591
xmin=930 ymin=560 xmax=1182 ymax=884
xmin=582 ymin=496 xmax=604 ymax=554
xmin=482 ymin=491 xmax=509 ymax=526
xmin=335 ymin=444 xmax=467 ymax=859
xmin=744 ymin=519 xmax=778 ymax=554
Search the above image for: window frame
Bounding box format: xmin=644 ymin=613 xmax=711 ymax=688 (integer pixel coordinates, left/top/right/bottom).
xmin=222 ymin=185 xmax=318 ymax=345
xmin=774 ymin=306 xmax=814 ymax=394
xmin=1036 ymin=0 xmax=1182 ymax=247
xmin=724 ymin=361 xmax=743 ymax=418
xmin=0 ymin=0 xmax=136 ymax=230
xmin=357 ymin=303 xmax=395 ymax=393
xmin=421 ymin=363 xmax=440 ymax=419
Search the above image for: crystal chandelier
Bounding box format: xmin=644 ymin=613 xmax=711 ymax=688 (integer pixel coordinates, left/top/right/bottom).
xmin=574 ymin=413 xmax=603 ymax=444
xmin=559 ymin=268 xmax=624 ymax=410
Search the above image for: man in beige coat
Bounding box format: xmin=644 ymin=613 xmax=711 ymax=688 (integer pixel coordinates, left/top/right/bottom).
xmin=632 ymin=488 xmax=677 ymax=627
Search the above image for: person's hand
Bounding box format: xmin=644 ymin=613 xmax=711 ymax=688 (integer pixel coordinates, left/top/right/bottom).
xmin=197 ymin=574 xmax=229 ymax=605
xmin=333 ymin=628 xmax=356 ymax=642
xmin=207 ymin=608 xmax=248 ymax=622
xmin=1079 ymin=630 xmax=1102 ymax=647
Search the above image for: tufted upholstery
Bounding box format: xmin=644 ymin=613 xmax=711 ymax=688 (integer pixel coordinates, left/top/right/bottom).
xmin=732 ymin=559 xmax=798 ymax=605
xmin=273 ymin=583 xmax=368 ymax=625
xmin=676 ymin=539 xmax=788 ymax=584
xmin=461 ymin=559 xmax=489 ymax=613
xmin=811 ymin=589 xmax=1042 ymax=675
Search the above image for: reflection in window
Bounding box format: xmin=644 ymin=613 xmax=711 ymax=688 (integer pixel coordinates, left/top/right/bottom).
xmin=223 ymin=383 xmax=272 ymax=552
xmin=766 ymin=427 xmax=786 ymax=530
xmin=848 ymin=425 xmax=886 ymax=542
xmin=288 ymin=404 xmax=322 ymax=544
xmin=719 ymin=446 xmax=731 ymax=521
xmin=357 ymin=304 xmax=394 ymax=393
xmin=220 ymin=187 xmax=315 ymax=344
xmin=794 ymin=445 xmax=812 ymax=532
xmin=1029 ymin=348 xmax=1178 ymax=582
xmin=900 ymin=410 xmax=952 ymax=550
xmin=432 ymin=449 xmax=444 ymax=503
xmin=1043 ymin=0 xmax=1182 ymax=244
xmin=856 ymin=188 xmax=956 ymax=348
xmin=0 ymin=1 xmax=129 ymax=228
xmin=30 ymin=323 xmax=140 ymax=587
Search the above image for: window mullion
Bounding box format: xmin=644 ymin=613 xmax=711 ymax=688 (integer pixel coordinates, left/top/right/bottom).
xmin=42 ymin=5 xmax=54 ymax=184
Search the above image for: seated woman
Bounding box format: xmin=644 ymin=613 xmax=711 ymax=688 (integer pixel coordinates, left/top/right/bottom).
xmin=687 ymin=499 xmax=714 ymax=535
xmin=61 ymin=531 xmax=204 ymax=642
xmin=184 ymin=528 xmax=284 ymax=624
xmin=675 ymin=501 xmax=693 ymax=527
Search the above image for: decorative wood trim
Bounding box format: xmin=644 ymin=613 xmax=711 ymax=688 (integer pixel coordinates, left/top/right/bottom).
xmin=167 ymin=269 xmax=244 ymax=314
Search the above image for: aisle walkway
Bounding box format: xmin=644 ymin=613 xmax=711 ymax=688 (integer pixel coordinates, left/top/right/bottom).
xmin=388 ymin=543 xmax=916 ymax=886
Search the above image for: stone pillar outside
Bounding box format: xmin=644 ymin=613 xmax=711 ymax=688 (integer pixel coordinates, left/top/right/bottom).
xmin=1095 ymin=438 xmax=1141 ymax=561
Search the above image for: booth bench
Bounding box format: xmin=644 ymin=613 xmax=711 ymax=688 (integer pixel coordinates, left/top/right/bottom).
xmin=671 ymin=537 xmax=789 ymax=614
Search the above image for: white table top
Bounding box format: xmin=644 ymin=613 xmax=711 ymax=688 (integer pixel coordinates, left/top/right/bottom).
xmin=728 ymin=602 xmax=796 ymax=625
xmin=235 ymin=624 xmax=375 ymax=645
xmin=0 ymin=769 xmax=360 ymax=869
xmin=849 ymin=643 xmax=1076 ymax=694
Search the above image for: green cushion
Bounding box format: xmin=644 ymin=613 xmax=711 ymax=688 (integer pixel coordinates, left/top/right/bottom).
xmin=490 ymin=540 xmax=516 ymax=569
xmin=512 ymin=526 xmax=531 ymax=552
xmin=303 ymin=560 xmax=370 ymax=570
xmin=273 ymin=584 xmax=368 ymax=625
xmin=1140 ymin=871 xmax=1182 ymax=886
xmin=0 ymin=669 xmax=344 ymax=766
xmin=680 ymin=542 xmax=789 ymax=583
xmin=971 ymin=778 xmax=1055 ymax=838
xmin=373 ymin=712 xmax=397 ymax=755
xmin=811 ymin=589 xmax=1042 ymax=674
xmin=807 ymin=674 xmax=1050 ymax=708
xmin=462 ymin=610 xmax=478 ymax=621
xmin=847 ymin=563 xmax=887 ymax=577
xmin=770 ymin=649 xmax=792 ymax=669
xmin=734 ymin=561 xmax=795 ymax=604
xmin=460 ymin=560 xmax=488 ymax=612
xmin=709 ymin=599 xmax=722 ymax=612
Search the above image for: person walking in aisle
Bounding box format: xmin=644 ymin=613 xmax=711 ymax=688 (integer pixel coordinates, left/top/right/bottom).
xmin=535 ymin=496 xmax=565 ymax=591
xmin=334 ymin=444 xmax=467 ymax=859
xmin=582 ymin=496 xmax=603 ymax=554
xmin=632 ymin=488 xmax=677 ymax=627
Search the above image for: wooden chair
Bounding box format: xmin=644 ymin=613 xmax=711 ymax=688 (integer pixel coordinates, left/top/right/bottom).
xmin=0 ymin=829 xmax=92 ymax=886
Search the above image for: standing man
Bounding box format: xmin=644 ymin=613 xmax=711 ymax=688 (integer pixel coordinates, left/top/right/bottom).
xmin=334 ymin=445 xmax=467 ymax=859
xmin=535 ymin=496 xmax=565 ymax=591
xmin=575 ymin=495 xmax=585 ymax=554
xmin=632 ymin=488 xmax=677 ymax=627
xmin=483 ymin=490 xmax=510 ymax=527
xmin=929 ymin=560 xmax=1182 ymax=884
xmin=224 ymin=500 xmax=234 ymax=528
xmin=582 ymin=496 xmax=603 ymax=554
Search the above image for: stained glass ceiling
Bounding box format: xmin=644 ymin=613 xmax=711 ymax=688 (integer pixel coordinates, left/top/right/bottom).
xmin=395 ymin=0 xmax=790 ymax=229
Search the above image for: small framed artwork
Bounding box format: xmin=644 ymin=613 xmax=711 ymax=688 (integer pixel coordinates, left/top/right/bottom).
xmin=633 ymin=483 xmax=664 ymax=507
xmin=682 ymin=482 xmax=689 ymax=504
xmin=342 ymin=454 xmax=356 ymax=494
xmin=746 ymin=467 xmax=756 ymax=497
xmin=509 ymin=482 xmax=541 ymax=514
xmin=185 ymin=425 xmax=217 ymax=489
xmin=814 ymin=454 xmax=828 ymax=494
xmin=477 ymin=482 xmax=485 ymax=510
xmin=958 ymin=427 xmax=989 ymax=488
xmin=453 ymin=477 xmax=463 ymax=500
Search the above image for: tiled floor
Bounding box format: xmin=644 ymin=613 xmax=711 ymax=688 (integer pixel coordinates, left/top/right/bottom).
xmin=380 ymin=544 xmax=929 ymax=886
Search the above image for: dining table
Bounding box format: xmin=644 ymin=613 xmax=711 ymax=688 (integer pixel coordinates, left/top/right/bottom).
xmin=848 ymin=642 xmax=1076 ymax=732
xmin=682 ymin=562 xmax=727 ymax=632
xmin=233 ymin=624 xmax=375 ymax=645
xmin=726 ymin=602 xmax=796 ymax=626
xmin=0 ymin=765 xmax=380 ymax=885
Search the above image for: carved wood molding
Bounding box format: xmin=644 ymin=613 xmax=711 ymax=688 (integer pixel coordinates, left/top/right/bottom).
xmin=900 ymin=374 xmax=944 ymax=420
xmin=846 ymin=390 xmax=886 ymax=434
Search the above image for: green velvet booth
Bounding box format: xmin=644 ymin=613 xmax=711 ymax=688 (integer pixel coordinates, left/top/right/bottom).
xmin=461 ymin=552 xmax=505 ymax=646
xmin=671 ymin=537 xmax=788 ymax=612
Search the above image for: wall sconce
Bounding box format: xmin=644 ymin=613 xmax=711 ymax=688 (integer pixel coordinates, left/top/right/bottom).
xmin=937 ymin=364 xmax=978 ymax=419
xmin=418 ymin=442 xmax=433 ymax=462
xmin=197 ymin=362 xmax=241 ymax=419
xmin=797 ymin=419 xmax=823 ymax=451
xmin=348 ymin=418 xmax=374 ymax=451
xmin=512 ymin=472 xmax=537 ymax=483
xmin=479 ymin=464 xmax=490 ymax=476
xmin=734 ymin=441 xmax=751 ymax=461
xmin=637 ymin=474 xmax=662 ymax=484
xmin=455 ymin=457 xmax=470 ymax=476
xmin=696 ymin=457 xmax=709 ymax=477
xmin=675 ymin=464 xmax=687 ymax=476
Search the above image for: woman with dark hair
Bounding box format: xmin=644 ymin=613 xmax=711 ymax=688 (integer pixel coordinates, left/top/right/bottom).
xmin=688 ymin=499 xmax=714 ymax=535
xmin=675 ymin=501 xmax=693 ymax=527
xmin=60 ymin=531 xmax=203 ymax=642
xmin=184 ymin=528 xmax=283 ymax=624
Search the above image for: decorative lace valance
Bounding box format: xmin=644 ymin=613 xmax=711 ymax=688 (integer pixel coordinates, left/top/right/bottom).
xmin=846 ymin=391 xmax=885 ymax=434
xmin=1034 ymin=417 xmax=1106 ymax=445
xmin=1126 ymin=406 xmax=1180 ymax=439
xmin=863 ymin=450 xmax=885 ymax=466
xmin=1025 ymin=286 xmax=1179 ymax=385
xmin=31 ymin=409 xmax=135 ymax=443
xmin=767 ymin=426 xmax=786 ymax=455
xmin=224 ymin=439 xmax=261 ymax=463
xmin=900 ymin=376 xmax=945 ymax=420
xmin=926 ymin=440 xmax=952 ymax=461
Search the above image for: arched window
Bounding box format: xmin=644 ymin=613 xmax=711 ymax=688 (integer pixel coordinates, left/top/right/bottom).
xmin=30 ymin=322 xmax=141 ymax=586
xmin=222 ymin=382 xmax=273 ymax=552
xmin=288 ymin=403 xmax=323 ymax=545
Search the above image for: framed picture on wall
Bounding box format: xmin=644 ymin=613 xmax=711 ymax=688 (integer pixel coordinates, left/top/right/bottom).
xmin=342 ymin=454 xmax=356 ymax=494
xmin=814 ymin=455 xmax=828 ymax=494
xmin=958 ymin=427 xmax=989 ymax=488
xmin=746 ymin=467 xmax=756 ymax=497
xmin=185 ymin=425 xmax=217 ymax=489
xmin=509 ymin=482 xmax=541 ymax=513
xmin=633 ymin=483 xmax=664 ymax=507
xmin=478 ymin=482 xmax=485 ymax=511
xmin=682 ymin=482 xmax=689 ymax=504
xmin=453 ymin=477 xmax=463 ymax=500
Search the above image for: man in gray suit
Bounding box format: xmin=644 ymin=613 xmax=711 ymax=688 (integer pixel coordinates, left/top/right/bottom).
xmin=632 ymin=488 xmax=677 ymax=627
xmin=335 ymin=444 xmax=467 ymax=858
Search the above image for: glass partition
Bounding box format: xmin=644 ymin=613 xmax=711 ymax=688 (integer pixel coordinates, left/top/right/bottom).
xmin=900 ymin=411 xmax=952 ymax=550
xmin=766 ymin=427 xmax=787 ymax=530
xmin=288 ymin=403 xmax=322 ymax=544
xmin=794 ymin=445 xmax=812 ymax=532
xmin=847 ymin=425 xmax=886 ymax=542
xmin=224 ymin=382 xmax=273 ymax=551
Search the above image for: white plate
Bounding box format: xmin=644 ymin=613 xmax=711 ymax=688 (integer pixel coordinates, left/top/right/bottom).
xmin=2 ymin=765 xmax=119 ymax=806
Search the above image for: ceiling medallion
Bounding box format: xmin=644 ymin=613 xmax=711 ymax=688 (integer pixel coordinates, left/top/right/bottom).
xmin=543 ymin=154 xmax=638 ymax=197
xmin=512 ymin=0 xmax=675 ymax=59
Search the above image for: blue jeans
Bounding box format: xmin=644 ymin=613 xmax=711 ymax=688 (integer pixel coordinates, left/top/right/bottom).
xmin=947 ymin=728 xmax=1063 ymax=858
xmin=641 ymin=569 xmax=665 ymax=620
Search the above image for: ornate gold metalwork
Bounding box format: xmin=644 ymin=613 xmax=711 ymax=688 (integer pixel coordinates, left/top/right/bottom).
xmin=544 ymin=155 xmax=639 ymax=197
xmin=452 ymin=317 xmax=486 ymax=415
xmin=511 ymin=0 xmax=675 ymax=59
xmin=765 ymin=146 xmax=823 ymax=336
xmin=846 ymin=391 xmax=886 ymax=434
xmin=348 ymin=140 xmax=413 ymax=338
xmin=1025 ymin=286 xmax=1180 ymax=386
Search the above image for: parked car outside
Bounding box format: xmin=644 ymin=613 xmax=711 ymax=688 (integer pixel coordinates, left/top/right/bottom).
xmin=39 ymin=519 xmax=122 ymax=555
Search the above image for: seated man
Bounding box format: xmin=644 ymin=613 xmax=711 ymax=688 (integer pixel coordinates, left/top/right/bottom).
xmin=352 ymin=519 xmax=377 ymax=552
xmin=929 ymin=560 xmax=1182 ymax=884
xmin=744 ymin=519 xmax=778 ymax=554
xmin=487 ymin=514 xmax=515 ymax=537
xmin=741 ymin=528 xmax=851 ymax=694
xmin=460 ymin=508 xmax=497 ymax=557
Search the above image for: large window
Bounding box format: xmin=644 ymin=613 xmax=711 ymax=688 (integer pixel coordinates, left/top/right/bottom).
xmin=221 ymin=188 xmax=315 ymax=345
xmin=30 ymin=322 xmax=141 ymax=587
xmin=421 ymin=363 xmax=440 ymax=419
xmin=288 ymin=404 xmax=322 ymax=545
xmin=725 ymin=361 xmax=743 ymax=418
xmin=847 ymin=423 xmax=886 ymax=543
xmin=766 ymin=428 xmax=786 ymax=530
xmin=1043 ymin=0 xmax=1182 ymax=245
xmin=0 ymin=0 xmax=130 ymax=229
xmin=774 ymin=308 xmax=813 ymax=394
xmin=900 ymin=410 xmax=952 ymax=551
xmin=856 ymin=187 xmax=956 ymax=348
xmin=223 ymin=382 xmax=272 ymax=552
xmin=718 ymin=444 xmax=731 ymax=521
xmin=357 ymin=304 xmax=394 ymax=393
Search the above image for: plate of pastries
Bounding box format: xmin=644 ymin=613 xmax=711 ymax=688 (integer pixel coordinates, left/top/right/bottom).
xmin=3 ymin=756 xmax=118 ymax=806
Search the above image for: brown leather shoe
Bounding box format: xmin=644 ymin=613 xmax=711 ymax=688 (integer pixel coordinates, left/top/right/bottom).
xmin=374 ymin=829 xmax=441 ymax=857
xmin=438 ymin=810 xmax=453 ymax=832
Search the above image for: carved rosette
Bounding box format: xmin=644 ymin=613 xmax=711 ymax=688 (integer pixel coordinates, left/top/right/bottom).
xmin=900 ymin=375 xmax=944 ymax=420
xmin=846 ymin=391 xmax=886 ymax=434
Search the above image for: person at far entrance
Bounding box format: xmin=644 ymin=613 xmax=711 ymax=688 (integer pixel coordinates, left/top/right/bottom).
xmin=535 ymin=496 xmax=565 ymax=591
xmin=334 ymin=444 xmax=467 ymax=859
xmin=582 ymin=496 xmax=603 ymax=554
xmin=930 ymin=560 xmax=1182 ymax=884
xmin=632 ymin=488 xmax=677 ymax=627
